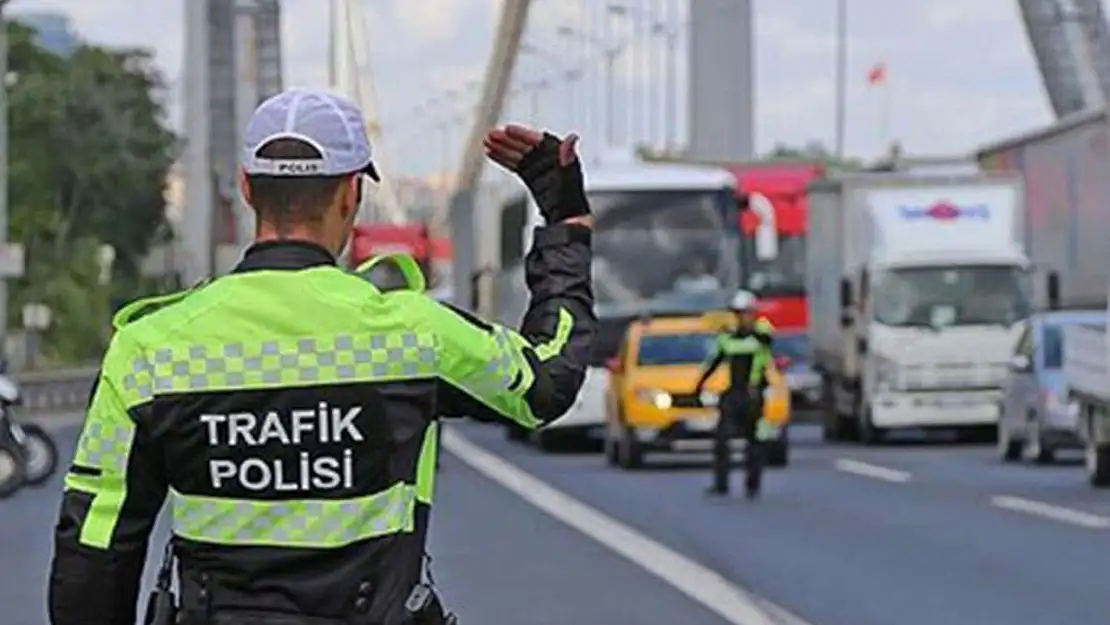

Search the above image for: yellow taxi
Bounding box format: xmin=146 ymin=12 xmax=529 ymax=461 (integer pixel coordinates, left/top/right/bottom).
xmin=602 ymin=313 xmax=791 ymax=469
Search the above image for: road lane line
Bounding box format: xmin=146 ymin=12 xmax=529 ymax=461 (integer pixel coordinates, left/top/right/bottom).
xmin=833 ymin=458 xmax=911 ymax=483
xmin=442 ymin=426 xmax=818 ymax=625
xmin=990 ymin=495 xmax=1110 ymax=529
xmin=758 ymin=599 xmax=817 ymax=625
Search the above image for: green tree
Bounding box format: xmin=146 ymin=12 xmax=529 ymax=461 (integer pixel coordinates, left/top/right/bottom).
xmin=6 ymin=22 xmax=178 ymax=363
xmin=762 ymin=142 xmax=864 ymax=171
xmin=637 ymin=141 xmax=866 ymax=171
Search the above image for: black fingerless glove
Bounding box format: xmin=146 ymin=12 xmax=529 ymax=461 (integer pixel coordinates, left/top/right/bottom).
xmin=515 ymin=132 xmax=590 ymax=224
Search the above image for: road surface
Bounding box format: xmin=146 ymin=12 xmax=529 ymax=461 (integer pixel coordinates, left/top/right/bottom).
xmin=5 ymin=415 xmax=1110 ymax=624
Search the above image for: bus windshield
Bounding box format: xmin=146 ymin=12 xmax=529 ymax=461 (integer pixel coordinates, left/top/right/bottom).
xmin=743 ymin=233 xmax=806 ymax=297
xmin=588 ymin=189 xmax=734 ymax=317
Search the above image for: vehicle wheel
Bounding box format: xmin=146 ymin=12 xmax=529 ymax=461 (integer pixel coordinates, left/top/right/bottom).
xmin=858 ymin=405 xmax=886 ymax=446
xmin=765 ymin=431 xmax=789 ymax=468
xmin=616 ymin=425 xmax=644 ymax=470
xmin=0 ymin=444 xmax=25 ymax=499
xmin=1086 ymin=443 xmax=1110 ymax=487
xmin=533 ymin=428 xmax=559 ymax=452
xmin=820 ymin=377 xmax=851 ymax=442
xmin=604 ymin=434 xmax=619 ymax=466
xmin=18 ymin=424 xmax=58 ymax=486
xmin=505 ymin=422 xmax=528 ymax=442
xmin=996 ymin=418 xmax=1022 ymax=463
xmin=1024 ymin=422 xmax=1055 ymax=466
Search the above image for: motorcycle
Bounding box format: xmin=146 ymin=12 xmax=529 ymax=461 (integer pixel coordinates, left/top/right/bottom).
xmin=0 ymin=373 xmax=59 ymax=497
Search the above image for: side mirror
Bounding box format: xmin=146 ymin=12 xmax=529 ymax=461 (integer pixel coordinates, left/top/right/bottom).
xmin=749 ymin=192 xmax=779 ymax=260
xmin=839 ymin=311 xmax=852 ymax=327
xmin=606 ymin=357 xmax=622 ymax=373
xmin=1046 ymin=271 xmax=1060 ymax=310
xmin=1008 ymin=354 xmax=1031 ymax=372
xmin=839 ymin=277 xmax=853 ymax=309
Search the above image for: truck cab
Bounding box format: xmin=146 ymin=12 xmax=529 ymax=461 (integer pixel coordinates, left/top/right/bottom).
xmin=859 ymin=248 xmax=1031 ymax=438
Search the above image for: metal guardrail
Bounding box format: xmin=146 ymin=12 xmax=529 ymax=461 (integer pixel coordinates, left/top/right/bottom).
xmin=12 ymin=366 xmax=98 ymax=414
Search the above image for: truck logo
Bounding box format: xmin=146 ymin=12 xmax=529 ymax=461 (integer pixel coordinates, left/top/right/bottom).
xmin=898 ymin=201 xmax=989 ymax=221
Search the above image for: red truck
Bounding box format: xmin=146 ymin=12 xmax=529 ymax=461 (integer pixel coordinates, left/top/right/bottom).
xmin=730 ymin=162 xmax=824 ymax=332
xmin=348 ymin=223 xmax=451 ymax=294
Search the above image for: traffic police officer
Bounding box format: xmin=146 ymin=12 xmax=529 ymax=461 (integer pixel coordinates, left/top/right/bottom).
xmin=694 ymin=290 xmax=774 ymax=498
xmin=49 ymin=89 xmax=596 ymax=625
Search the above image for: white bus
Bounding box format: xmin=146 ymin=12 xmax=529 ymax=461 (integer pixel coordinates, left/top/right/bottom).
xmin=498 ymin=159 xmax=740 ymax=320
xmin=495 ymin=157 xmax=741 ymax=445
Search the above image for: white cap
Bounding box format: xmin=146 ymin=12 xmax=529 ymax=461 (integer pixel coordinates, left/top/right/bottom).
xmin=241 ymin=89 xmax=379 ymax=181
xmin=729 ymin=290 xmax=759 ymax=311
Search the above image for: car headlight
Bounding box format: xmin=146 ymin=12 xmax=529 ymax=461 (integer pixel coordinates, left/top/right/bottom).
xmin=635 ymin=388 xmax=673 ymax=409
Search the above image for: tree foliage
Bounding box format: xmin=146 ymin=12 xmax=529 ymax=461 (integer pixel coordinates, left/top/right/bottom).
xmin=7 ymin=22 xmax=178 ymax=363
xmin=761 ymin=142 xmax=864 ymax=171
xmin=637 ymin=141 xmax=866 ymax=171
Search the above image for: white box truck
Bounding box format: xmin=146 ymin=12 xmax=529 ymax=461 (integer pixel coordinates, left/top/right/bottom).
xmin=978 ymin=108 xmax=1110 ymax=485
xmin=808 ymin=173 xmax=1031 ymax=444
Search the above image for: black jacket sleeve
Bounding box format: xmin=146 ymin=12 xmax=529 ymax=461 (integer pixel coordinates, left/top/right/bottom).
xmin=696 ymin=352 xmax=724 ymax=391
xmin=696 ymin=332 xmax=727 ymax=391
xmin=430 ymin=222 xmax=596 ymax=427
xmin=49 ymin=334 xmax=167 ymax=625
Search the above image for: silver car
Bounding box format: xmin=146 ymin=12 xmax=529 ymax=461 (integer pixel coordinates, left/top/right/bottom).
xmin=997 ymin=310 xmax=1102 ymax=464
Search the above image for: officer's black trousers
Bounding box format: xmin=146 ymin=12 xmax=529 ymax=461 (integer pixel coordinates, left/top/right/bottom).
xmin=711 ymin=389 xmax=763 ymax=494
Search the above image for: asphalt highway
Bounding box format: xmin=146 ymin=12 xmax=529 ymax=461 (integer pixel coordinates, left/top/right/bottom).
xmin=5 ymin=415 xmax=1110 ymax=624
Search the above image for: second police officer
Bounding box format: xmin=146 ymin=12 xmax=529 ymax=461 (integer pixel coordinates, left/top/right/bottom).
xmin=695 ymin=290 xmax=775 ymax=499
xmin=48 ymin=88 xmax=597 ymax=625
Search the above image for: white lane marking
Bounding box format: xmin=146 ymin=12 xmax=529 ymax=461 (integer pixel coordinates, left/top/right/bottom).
xmin=833 ymin=458 xmax=912 ymax=483
xmin=758 ymin=599 xmax=816 ymax=625
xmin=442 ymin=426 xmax=817 ymax=625
xmin=990 ymin=495 xmax=1110 ymax=529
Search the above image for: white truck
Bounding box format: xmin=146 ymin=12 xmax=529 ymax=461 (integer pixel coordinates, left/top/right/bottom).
xmin=978 ymin=108 xmax=1110 ymax=485
xmin=808 ymin=173 xmax=1031 ymax=444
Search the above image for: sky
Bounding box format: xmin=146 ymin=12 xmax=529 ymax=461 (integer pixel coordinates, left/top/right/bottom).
xmin=13 ymin=0 xmax=1059 ymax=176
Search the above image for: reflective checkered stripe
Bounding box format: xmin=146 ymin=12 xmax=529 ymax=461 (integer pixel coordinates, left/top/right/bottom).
xmin=68 ymin=388 xmax=138 ymax=548
xmin=171 ymin=481 xmax=417 ymax=548
xmin=118 ymin=331 xmax=436 ymax=403
xmin=432 ymin=304 xmax=540 ymax=428
xmin=73 ymin=420 xmax=133 ymax=474
xmin=716 ymin=335 xmax=772 ymax=386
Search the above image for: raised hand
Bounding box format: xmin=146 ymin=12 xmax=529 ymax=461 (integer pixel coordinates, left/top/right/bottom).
xmin=483 ymin=124 xmax=589 ymax=225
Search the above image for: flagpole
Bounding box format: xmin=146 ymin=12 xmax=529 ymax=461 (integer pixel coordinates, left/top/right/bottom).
xmin=867 ymin=62 xmax=890 ymax=154
xmin=879 ymin=72 xmax=891 ymax=151
xmin=834 ymin=0 xmax=847 ymax=160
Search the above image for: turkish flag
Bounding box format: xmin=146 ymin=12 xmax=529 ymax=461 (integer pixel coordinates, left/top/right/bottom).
xmin=867 ymin=62 xmax=887 ymax=86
